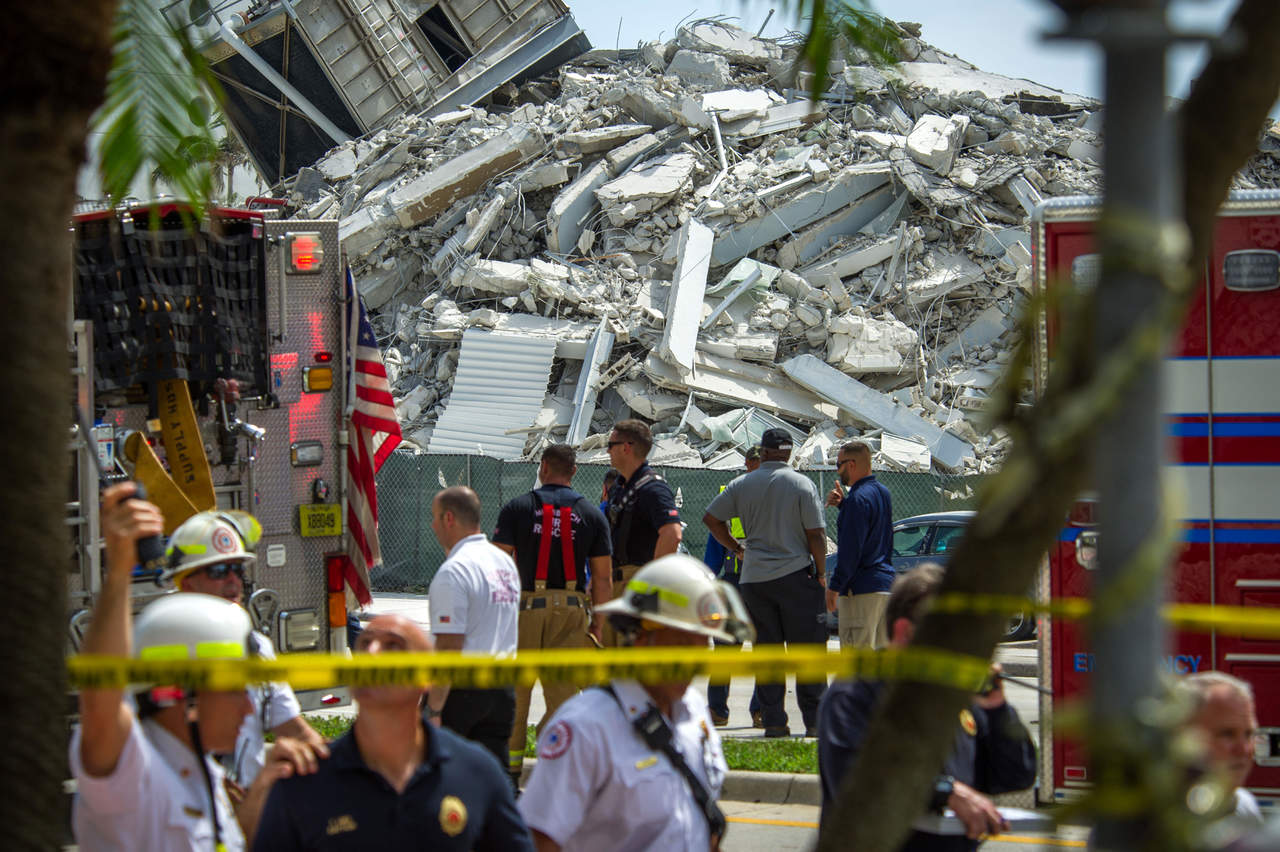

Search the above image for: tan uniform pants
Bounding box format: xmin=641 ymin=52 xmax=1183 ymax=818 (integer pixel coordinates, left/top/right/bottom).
xmin=837 ymin=591 xmax=891 ymax=650
xmin=507 ymin=588 xmax=591 ymax=773
xmin=602 ymin=563 xmax=644 ymax=648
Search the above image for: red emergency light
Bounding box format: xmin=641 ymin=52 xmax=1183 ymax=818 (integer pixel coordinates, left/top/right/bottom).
xmin=314 ymin=351 xmax=333 ymax=363
xmin=287 ymin=232 xmax=324 ymax=273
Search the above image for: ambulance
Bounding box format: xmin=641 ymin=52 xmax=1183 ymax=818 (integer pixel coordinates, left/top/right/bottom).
xmin=1034 ymin=191 xmax=1280 ymax=804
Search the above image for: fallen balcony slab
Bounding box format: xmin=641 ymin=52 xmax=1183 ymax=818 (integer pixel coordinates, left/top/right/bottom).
xmin=388 ymin=125 xmax=544 ymax=228
xmin=566 ymin=318 xmax=615 ymax=446
xmin=711 ymin=163 xmax=891 ymax=267
xmin=644 ymin=351 xmax=839 ymax=424
xmin=659 ymin=219 xmax=714 ymax=373
xmin=780 ymin=354 xmax=975 ymax=471
xmin=775 ymin=184 xmax=899 ymax=269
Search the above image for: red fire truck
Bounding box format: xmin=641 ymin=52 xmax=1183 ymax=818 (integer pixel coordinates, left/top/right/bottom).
xmin=67 ymin=201 xmax=355 ymax=709
xmin=1033 ymin=191 xmax=1280 ymax=805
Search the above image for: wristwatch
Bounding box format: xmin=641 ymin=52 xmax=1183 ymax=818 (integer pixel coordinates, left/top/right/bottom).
xmin=930 ymin=774 xmax=955 ymax=812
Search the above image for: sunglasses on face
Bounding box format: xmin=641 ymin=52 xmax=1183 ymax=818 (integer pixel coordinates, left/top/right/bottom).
xmin=202 ymin=563 xmax=247 ymax=581
xmin=607 ymin=440 xmax=631 ymax=449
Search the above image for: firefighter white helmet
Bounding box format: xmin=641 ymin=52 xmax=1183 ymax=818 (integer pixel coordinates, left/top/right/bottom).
xmin=595 ymin=553 xmax=756 ymax=644
xmin=162 ymin=510 xmax=261 ymax=586
xmin=134 ymin=592 xmax=251 ymax=661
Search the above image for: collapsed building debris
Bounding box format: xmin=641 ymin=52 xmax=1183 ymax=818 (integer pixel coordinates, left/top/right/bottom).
xmin=268 ymin=16 xmax=1279 ymax=474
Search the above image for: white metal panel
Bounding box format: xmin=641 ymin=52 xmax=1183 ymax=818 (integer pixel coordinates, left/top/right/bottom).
xmin=427 ymin=329 xmax=556 ymax=459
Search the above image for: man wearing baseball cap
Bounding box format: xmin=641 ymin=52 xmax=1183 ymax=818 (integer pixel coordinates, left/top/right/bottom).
xmin=703 ymin=428 xmax=829 ymax=737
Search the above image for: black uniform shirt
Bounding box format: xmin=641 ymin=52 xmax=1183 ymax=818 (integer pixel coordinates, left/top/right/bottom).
xmin=492 ymin=485 xmax=612 ymax=590
xmin=817 ymin=680 xmax=1036 ymax=852
xmin=253 ymin=720 xmax=534 ymax=851
xmin=606 ymin=462 xmax=680 ymax=566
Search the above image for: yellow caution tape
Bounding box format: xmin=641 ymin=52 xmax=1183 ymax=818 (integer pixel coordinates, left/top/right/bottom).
xmin=933 ymin=594 xmax=1280 ymax=639
xmin=67 ymin=645 xmax=993 ymax=692
xmin=65 ymin=596 xmax=1280 ymax=691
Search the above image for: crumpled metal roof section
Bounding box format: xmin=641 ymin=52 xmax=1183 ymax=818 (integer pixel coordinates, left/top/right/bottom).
xmin=426 ymin=329 xmax=557 ymax=459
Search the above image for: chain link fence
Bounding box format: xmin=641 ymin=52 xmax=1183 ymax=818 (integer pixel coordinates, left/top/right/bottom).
xmin=372 ymin=452 xmax=986 ymax=593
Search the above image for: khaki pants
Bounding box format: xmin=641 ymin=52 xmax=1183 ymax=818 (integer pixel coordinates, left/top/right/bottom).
xmin=601 ymin=563 xmax=643 ymax=648
xmin=507 ymin=589 xmax=590 ymax=773
xmin=838 ymin=592 xmax=891 ymax=650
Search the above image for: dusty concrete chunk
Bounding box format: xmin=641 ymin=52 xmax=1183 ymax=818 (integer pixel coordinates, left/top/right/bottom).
xmin=516 ymin=162 xmax=571 ymax=193
xmin=906 ymin=114 xmax=970 ymax=175
xmin=317 ymin=144 xmax=358 ymax=181
xmin=449 ymin=257 xmax=530 ymax=296
xmin=667 ymin=50 xmax=732 ymax=89
xmin=934 ymin=304 xmax=1011 ymax=366
xmin=388 ymin=126 xmax=543 ymax=228
xmin=776 ymin=185 xmax=899 ymax=269
xmin=826 ymin=312 xmax=919 ymax=374
xmin=676 ymin=21 xmax=782 ymax=67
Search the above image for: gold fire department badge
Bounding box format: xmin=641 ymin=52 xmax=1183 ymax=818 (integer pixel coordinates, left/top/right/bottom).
xmin=440 ymin=795 xmax=468 ymax=837
xmin=959 ymin=708 xmax=977 ymax=736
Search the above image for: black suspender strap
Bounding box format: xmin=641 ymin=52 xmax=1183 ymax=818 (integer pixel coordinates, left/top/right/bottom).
xmin=608 ymin=471 xmax=661 ymax=564
xmin=601 ymin=685 xmax=726 ymax=842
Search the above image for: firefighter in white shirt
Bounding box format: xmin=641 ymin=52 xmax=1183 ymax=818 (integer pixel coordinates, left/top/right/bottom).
xmin=519 ymin=553 xmax=755 ymax=852
xmin=70 ymin=484 xmax=317 ymax=851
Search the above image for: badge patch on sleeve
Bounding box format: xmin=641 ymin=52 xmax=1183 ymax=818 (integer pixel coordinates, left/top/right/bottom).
xmin=959 ymin=708 xmax=977 ymax=736
xmin=540 ymin=721 xmax=573 ymax=759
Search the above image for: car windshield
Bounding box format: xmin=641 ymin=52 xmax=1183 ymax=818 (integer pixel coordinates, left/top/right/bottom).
xmin=893 ymin=525 xmax=929 ymax=557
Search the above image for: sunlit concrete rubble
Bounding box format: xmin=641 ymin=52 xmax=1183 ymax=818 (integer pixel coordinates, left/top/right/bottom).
xmin=269 ymin=15 xmax=1279 ymax=474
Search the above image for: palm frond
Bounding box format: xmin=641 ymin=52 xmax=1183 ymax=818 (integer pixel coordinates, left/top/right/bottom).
xmin=92 ymin=0 xmax=220 ymax=208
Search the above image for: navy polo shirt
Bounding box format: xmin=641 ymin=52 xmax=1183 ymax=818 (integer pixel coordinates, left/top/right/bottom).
xmin=606 ymin=462 xmax=680 ymax=566
xmin=831 ymin=474 xmax=895 ymax=595
xmin=253 ymin=720 xmax=533 ymax=851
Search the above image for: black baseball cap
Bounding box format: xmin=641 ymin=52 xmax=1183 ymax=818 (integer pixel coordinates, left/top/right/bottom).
xmin=759 ymin=428 xmax=793 ymax=451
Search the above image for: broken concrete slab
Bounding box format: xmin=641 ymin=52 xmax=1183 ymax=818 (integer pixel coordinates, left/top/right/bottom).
xmin=880 ymin=433 xmax=931 ymax=472
xmin=645 ymin=351 xmax=840 ymax=424
xmin=934 ymin=303 xmax=1012 ymax=366
xmin=711 ymin=163 xmax=892 ymax=267
xmin=596 ymin=151 xmax=698 ymax=225
xmin=799 ymin=235 xmax=899 ymax=281
xmin=775 ymin=184 xmax=900 ymax=269
xmin=566 ymin=319 xmax=615 ymax=446
xmin=701 ymin=88 xmax=775 ymax=120
xmin=721 ymin=99 xmax=825 ymax=139
xmin=904 ymin=251 xmax=986 ymax=306
xmin=388 ymin=125 xmax=543 ymax=228
xmin=780 ymin=354 xmax=975 ymax=470
xmin=659 ymin=219 xmax=713 ymax=373
xmin=449 ymin=257 xmax=530 ymax=296
xmin=559 ymin=123 xmax=652 ymax=156
xmin=617 ymin=379 xmax=688 ymax=420
xmin=546 ymin=159 xmax=612 ymax=255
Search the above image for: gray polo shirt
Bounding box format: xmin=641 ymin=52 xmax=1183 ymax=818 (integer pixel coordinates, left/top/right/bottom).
xmin=705 ymin=461 xmax=825 ymax=583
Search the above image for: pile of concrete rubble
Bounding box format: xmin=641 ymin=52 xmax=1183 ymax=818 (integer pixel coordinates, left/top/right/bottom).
xmin=276 ymin=19 xmax=1265 ymax=474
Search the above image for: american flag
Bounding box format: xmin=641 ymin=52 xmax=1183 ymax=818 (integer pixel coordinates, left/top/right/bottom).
xmin=345 ymin=268 xmax=400 ymax=606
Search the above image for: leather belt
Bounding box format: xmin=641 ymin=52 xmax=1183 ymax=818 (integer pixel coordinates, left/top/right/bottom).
xmin=522 ymin=593 xmax=583 ymax=610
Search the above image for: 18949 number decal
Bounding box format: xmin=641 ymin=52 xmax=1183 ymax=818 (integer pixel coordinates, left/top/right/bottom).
xmin=299 ymin=504 xmax=342 ymax=537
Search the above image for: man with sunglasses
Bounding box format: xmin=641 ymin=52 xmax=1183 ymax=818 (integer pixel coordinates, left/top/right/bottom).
xmin=164 ymin=511 xmax=327 ymax=801
xmin=824 ymin=440 xmax=895 ymax=650
xmin=603 ymin=420 xmax=682 ymax=644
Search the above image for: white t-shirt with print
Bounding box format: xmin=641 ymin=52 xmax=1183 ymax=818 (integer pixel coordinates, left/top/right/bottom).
xmin=428 ymin=533 xmax=519 ymax=655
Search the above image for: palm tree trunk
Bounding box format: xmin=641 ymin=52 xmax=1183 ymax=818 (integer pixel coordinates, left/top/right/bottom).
xmin=0 ymin=3 xmax=116 ymax=848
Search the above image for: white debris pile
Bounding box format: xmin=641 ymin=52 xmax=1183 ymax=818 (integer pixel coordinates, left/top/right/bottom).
xmin=274 ymin=18 xmax=1175 ymax=472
